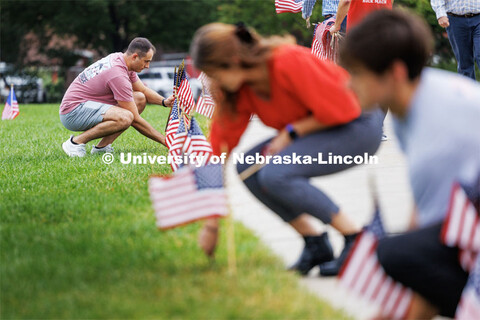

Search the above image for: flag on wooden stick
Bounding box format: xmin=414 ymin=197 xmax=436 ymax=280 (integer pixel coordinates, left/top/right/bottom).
xmin=339 ymin=204 xmax=413 ymax=319
xmin=195 ymin=94 xmax=215 ymax=119
xmin=275 ymin=0 xmax=302 ymax=14
xmin=311 ymin=17 xmax=341 ymax=63
xmin=2 ymin=85 xmax=19 ymax=120
xmin=184 ymin=116 xmax=213 ymax=166
xmin=168 ymin=115 xmax=188 ymax=172
xmin=441 ymin=182 xmax=480 ymax=272
xmin=177 ymin=73 xmax=195 ymax=115
xmin=165 ymin=101 xmax=181 ymax=149
xmin=149 ymin=164 xmax=229 ymax=230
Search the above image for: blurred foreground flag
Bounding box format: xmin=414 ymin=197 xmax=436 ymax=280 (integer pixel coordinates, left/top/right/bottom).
xmin=275 ymin=0 xmax=302 ymax=13
xmin=149 ymin=164 xmax=228 ymax=230
xmin=456 ymin=255 xmax=480 ymax=320
xmin=441 ymin=182 xmax=480 ymax=272
xmin=339 ymin=205 xmax=413 ymax=319
xmin=2 ymin=85 xmax=19 ymax=120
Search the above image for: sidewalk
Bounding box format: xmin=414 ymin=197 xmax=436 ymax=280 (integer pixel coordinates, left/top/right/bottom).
xmin=225 ymin=114 xmax=414 ymax=319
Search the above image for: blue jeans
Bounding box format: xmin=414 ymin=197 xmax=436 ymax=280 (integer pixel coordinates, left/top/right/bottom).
xmin=237 ymin=109 xmax=384 ymax=224
xmin=446 ymin=14 xmax=480 ymax=80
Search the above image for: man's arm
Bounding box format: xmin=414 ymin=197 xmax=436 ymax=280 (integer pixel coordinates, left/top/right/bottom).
xmin=132 ymin=80 xmax=174 ymax=107
xmin=330 ymin=0 xmax=351 ymax=34
xmin=117 ymin=100 xmax=166 ymax=146
xmin=430 ymin=0 xmax=449 ymax=28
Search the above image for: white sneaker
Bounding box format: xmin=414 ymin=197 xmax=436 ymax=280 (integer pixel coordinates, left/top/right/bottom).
xmin=91 ymin=144 xmax=114 ymax=154
xmin=62 ymin=135 xmax=86 ymax=157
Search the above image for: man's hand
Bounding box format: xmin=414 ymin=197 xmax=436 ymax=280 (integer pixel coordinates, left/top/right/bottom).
xmin=438 ymin=16 xmax=450 ymax=28
xmin=264 ymin=130 xmax=292 ymax=156
xmin=164 ymin=95 xmax=175 ymax=108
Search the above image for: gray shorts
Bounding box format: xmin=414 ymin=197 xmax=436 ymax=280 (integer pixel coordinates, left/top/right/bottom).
xmin=60 ymin=101 xmax=113 ymax=131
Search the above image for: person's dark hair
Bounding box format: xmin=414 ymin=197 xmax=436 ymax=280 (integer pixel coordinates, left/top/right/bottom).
xmin=340 ymin=9 xmax=433 ymax=80
xmin=126 ymin=37 xmax=156 ymax=58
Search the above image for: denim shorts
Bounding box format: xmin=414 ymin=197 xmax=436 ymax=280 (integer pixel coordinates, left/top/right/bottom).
xmin=60 ymin=101 xmax=113 ymax=131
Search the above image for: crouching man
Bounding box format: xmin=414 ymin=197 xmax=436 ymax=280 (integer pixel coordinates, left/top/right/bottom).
xmin=59 ymin=37 xmax=174 ymax=157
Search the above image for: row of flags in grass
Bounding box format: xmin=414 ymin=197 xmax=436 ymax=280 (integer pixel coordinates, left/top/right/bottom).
xmin=339 ymin=181 xmax=480 ymax=319
xmin=2 ymin=85 xmax=19 ymax=120
xmin=149 ymin=62 xmax=227 ymax=230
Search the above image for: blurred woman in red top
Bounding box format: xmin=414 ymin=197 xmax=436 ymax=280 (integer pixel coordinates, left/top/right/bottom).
xmin=190 ymin=22 xmax=385 ymax=276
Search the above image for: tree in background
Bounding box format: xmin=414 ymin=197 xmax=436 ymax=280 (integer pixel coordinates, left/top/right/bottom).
xmin=0 ymin=0 xmax=463 ymax=101
xmin=216 ymin=0 xmax=324 ymax=46
xmin=1 ymin=0 xmax=220 ymax=66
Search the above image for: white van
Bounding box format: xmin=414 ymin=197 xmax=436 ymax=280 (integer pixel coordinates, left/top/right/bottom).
xmin=138 ymin=67 xmax=201 ymax=99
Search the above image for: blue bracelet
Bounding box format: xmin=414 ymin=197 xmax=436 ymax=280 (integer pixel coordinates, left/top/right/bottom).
xmin=285 ymin=123 xmax=298 ymax=140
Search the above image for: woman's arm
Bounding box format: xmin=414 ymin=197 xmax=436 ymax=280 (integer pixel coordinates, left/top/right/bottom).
xmin=264 ymin=115 xmax=330 ymax=155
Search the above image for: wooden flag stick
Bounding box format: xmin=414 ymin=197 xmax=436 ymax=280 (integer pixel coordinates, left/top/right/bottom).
xmin=238 ymin=163 xmax=265 ymax=181
xmin=222 ymin=143 xmax=237 ymax=276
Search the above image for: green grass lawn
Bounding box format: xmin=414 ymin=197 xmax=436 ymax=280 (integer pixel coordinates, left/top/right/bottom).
xmin=0 ymin=104 xmax=347 ymax=319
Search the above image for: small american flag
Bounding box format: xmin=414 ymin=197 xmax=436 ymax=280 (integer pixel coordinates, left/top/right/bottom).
xmin=311 ymin=17 xmax=340 ymax=63
xmin=184 ymin=117 xmax=213 ymax=166
xmin=2 ymin=85 xmax=19 ymax=120
xmin=275 ymin=0 xmax=302 ymax=14
xmin=456 ymin=254 xmax=480 ymax=320
xmin=339 ymin=205 xmax=413 ymax=319
xmin=149 ymin=163 xmax=229 ymax=230
xmin=178 ymin=77 xmax=195 ymax=115
xmin=198 ymin=72 xmax=211 ymax=93
xmin=165 ymin=101 xmax=180 ymax=149
xmin=195 ymin=94 xmax=215 ymax=119
xmin=441 ymin=183 xmax=480 ymax=272
xmin=168 ymin=116 xmax=188 ymax=172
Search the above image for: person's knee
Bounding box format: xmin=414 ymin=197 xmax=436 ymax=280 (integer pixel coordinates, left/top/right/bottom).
xmin=117 ymin=110 xmax=134 ymax=129
xmin=257 ymin=166 xmax=288 ymax=192
xmin=134 ymin=91 xmax=147 ymax=113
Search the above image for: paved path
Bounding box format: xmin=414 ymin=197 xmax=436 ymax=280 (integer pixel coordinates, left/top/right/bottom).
xmin=225 ymin=114 xmax=415 ymax=319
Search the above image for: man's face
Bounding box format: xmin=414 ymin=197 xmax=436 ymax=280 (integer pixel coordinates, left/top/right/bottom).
xmin=132 ymin=49 xmax=154 ymax=72
xmin=346 ymin=63 xmax=393 ymax=110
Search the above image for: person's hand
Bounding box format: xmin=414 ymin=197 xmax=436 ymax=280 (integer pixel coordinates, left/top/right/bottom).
xmin=198 ymin=218 xmax=219 ymax=258
xmin=264 ymin=130 xmax=292 ymax=156
xmin=438 ymin=16 xmax=449 ymax=28
xmin=329 ymin=24 xmax=341 ymax=35
xmin=164 ymin=95 xmax=175 ymax=107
